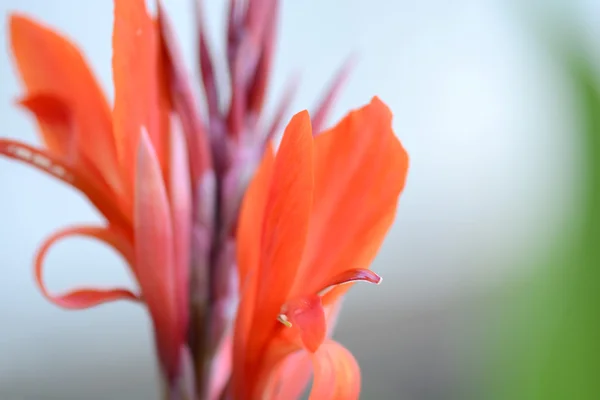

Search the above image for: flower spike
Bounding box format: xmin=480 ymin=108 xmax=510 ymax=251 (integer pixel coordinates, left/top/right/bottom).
xmin=3 ymin=2 xmax=407 ymax=399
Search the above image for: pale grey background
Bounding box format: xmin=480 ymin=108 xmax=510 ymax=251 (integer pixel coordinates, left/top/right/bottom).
xmin=0 ymin=0 xmax=591 ymax=399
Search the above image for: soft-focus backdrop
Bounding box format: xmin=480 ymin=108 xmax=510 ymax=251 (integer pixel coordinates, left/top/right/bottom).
xmin=0 ymin=0 xmax=595 ymax=399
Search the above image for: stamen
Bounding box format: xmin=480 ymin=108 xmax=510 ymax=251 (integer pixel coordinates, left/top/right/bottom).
xmin=277 ymin=314 xmax=292 ymax=328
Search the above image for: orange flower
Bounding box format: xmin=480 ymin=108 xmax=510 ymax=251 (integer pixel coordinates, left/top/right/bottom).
xmin=233 ymin=97 xmax=409 ymax=399
xmin=2 ymin=0 xmax=193 ymax=381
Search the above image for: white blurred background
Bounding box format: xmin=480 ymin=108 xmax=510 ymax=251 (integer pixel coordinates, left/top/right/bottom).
xmin=0 ymin=0 xmax=590 ymax=398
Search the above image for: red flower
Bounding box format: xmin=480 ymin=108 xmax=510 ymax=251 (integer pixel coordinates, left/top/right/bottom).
xmin=232 ymin=98 xmax=409 ymax=399
xmin=3 ymin=0 xmax=193 ymax=381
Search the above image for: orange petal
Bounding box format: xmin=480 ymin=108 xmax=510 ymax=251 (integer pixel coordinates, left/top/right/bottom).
xmin=262 ymin=351 xmax=313 ymax=400
xmin=112 ymin=0 xmax=162 ymax=194
xmin=243 ymin=111 xmax=314 ymax=390
xmin=17 ymin=93 xmax=73 ymax=161
xmin=280 ymin=294 xmax=326 ymax=353
xmin=256 ymin=111 xmax=314 ymax=312
xmin=293 ymin=97 xmax=409 ymax=296
xmin=34 ymin=225 xmax=139 ymax=309
xmin=135 ymin=129 xmax=180 ymax=379
xmin=17 ymin=93 xmax=120 ymax=198
xmin=0 ymin=139 xmax=130 ymax=232
xmin=155 ymin=17 xmax=172 ymax=186
xmin=319 ymin=269 xmax=382 ymax=306
xmin=168 ymin=115 xmax=192 ymax=336
xmin=233 ymin=144 xmax=275 ymax=396
xmin=9 ymin=14 xmax=121 ymax=192
xmin=309 ymin=340 xmax=361 ymax=400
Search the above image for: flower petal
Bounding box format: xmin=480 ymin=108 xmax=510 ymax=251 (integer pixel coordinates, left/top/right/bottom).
xmin=233 ymin=144 xmax=275 ymax=395
xmin=280 ymin=294 xmax=326 ymax=353
xmin=135 ymin=128 xmax=181 ymax=379
xmin=262 ymin=351 xmax=313 ymax=400
xmin=34 ymin=225 xmax=139 ymax=309
xmin=292 ymin=97 xmax=409 ymax=297
xmin=9 ymin=14 xmax=121 ymax=192
xmin=168 ymin=115 xmax=192 ymax=337
xmin=241 ymin=111 xmax=314 ymax=392
xmin=311 ymin=56 xmax=356 ymax=134
xmin=318 ymin=268 xmax=382 ymax=306
xmin=0 ymin=139 xmax=130 ymax=231
xmin=17 ymin=93 xmax=73 ymax=161
xmin=112 ymin=0 xmax=162 ymax=194
xmin=158 ymin=3 xmax=212 ymax=183
xmin=17 ymin=93 xmax=121 ymax=197
xmin=256 ymin=111 xmax=314 ymax=313
xmin=309 ymin=340 xmax=361 ymax=400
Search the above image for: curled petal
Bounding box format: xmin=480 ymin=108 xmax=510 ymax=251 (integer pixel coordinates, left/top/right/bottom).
xmin=319 ymin=269 xmax=382 ymax=308
xmin=34 ymin=225 xmax=139 ymax=309
xmin=309 ymin=340 xmax=361 ymax=400
xmin=318 ymin=268 xmax=382 ymax=297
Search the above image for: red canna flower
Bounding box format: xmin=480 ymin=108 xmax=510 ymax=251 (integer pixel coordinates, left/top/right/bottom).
xmin=2 ymin=0 xmax=193 ymax=387
xmin=232 ymin=98 xmax=409 ymax=399
xmin=2 ymin=0 xmax=407 ymax=398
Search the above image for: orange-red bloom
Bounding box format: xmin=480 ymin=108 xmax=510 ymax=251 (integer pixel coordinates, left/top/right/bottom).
xmin=233 ymin=98 xmax=409 ymax=399
xmin=3 ymin=0 xmax=409 ymax=398
xmin=2 ymin=0 xmax=192 ymax=380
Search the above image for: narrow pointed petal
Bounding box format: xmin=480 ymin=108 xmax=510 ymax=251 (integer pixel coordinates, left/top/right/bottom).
xmin=281 ymin=294 xmax=326 ymax=353
xmin=193 ymin=0 xmax=220 ymax=120
xmin=169 ymin=115 xmax=192 ymax=335
xmin=237 ymin=145 xmax=275 ymax=286
xmin=309 ymin=341 xmax=361 ymax=400
xmin=158 ymin=3 xmax=212 ymax=184
xmin=233 ymin=144 xmax=275 ymax=395
xmin=255 ymin=111 xmax=314 ymax=315
xmin=0 ymin=139 xmax=130 ymax=231
xmin=113 ymin=0 xmax=161 ymax=192
xmin=135 ymin=129 xmax=180 ymax=378
xmin=292 ymin=97 xmax=409 ymax=297
xmin=34 ymin=225 xmax=139 ymax=309
xmin=246 ymin=0 xmax=278 ymax=118
xmin=226 ymin=0 xmax=242 ymax=68
xmin=311 ymin=57 xmax=356 ymax=134
xmin=264 ymin=75 xmax=300 ymax=143
xmin=243 ymin=111 xmax=314 ymax=386
xmin=156 ymin=17 xmax=173 ymax=186
xmin=9 ymin=14 xmax=120 ymax=191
